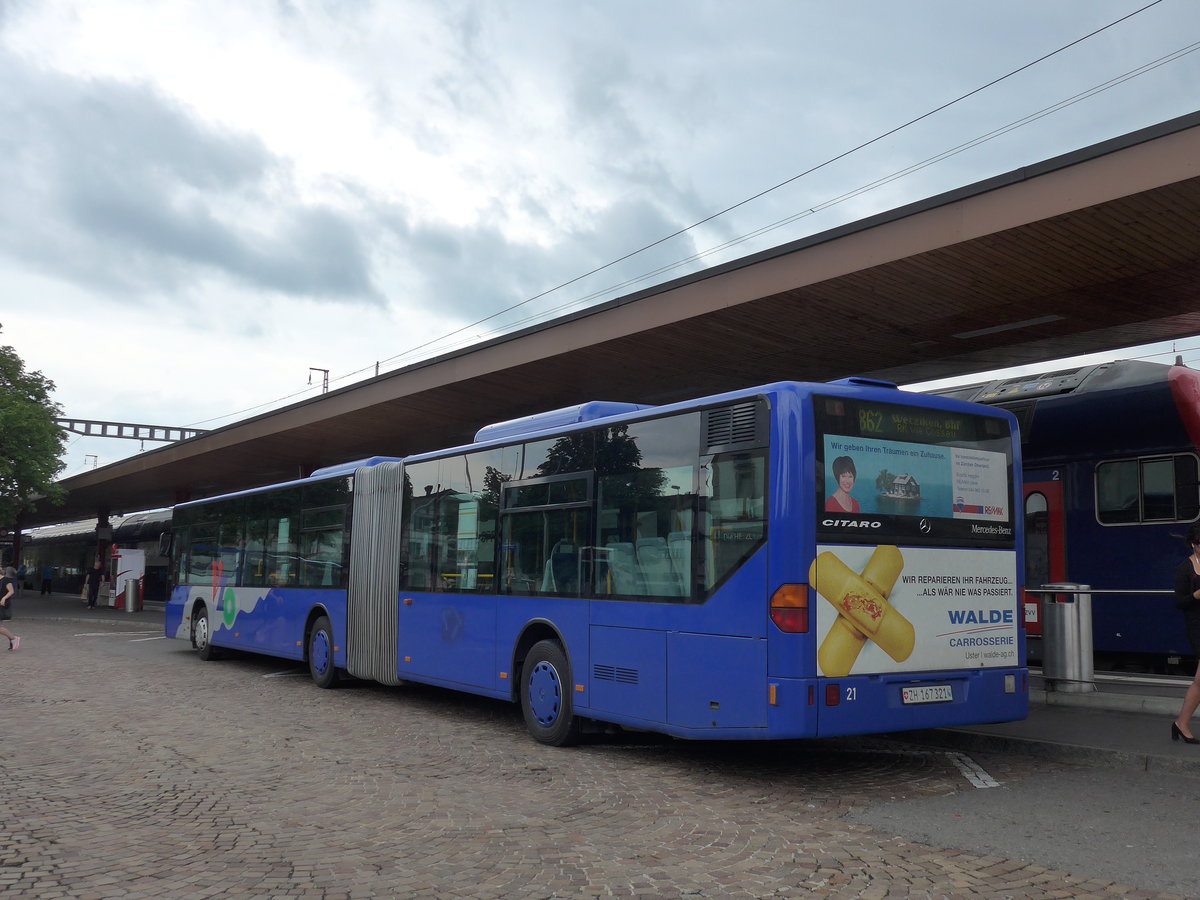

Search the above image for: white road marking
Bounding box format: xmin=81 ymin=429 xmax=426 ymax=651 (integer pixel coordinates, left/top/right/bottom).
xmin=263 ymin=671 xmax=307 ymax=678
xmin=944 ymin=750 xmax=1001 ymax=788
xmin=74 ymin=631 xmax=162 ymax=637
xmin=886 ymin=747 xmax=1002 ymax=789
xmin=130 ymin=636 xmax=167 ymax=642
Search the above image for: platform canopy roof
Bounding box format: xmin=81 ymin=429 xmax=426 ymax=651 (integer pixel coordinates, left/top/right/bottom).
xmin=23 ymin=110 xmax=1200 ymax=528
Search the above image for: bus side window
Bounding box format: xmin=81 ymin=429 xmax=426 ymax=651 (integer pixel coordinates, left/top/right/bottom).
xmin=702 ymin=452 xmax=766 ymax=592
xmin=403 ymin=461 xmax=440 ymax=591
xmin=243 ymin=519 xmax=269 ymax=587
xmin=173 ymin=526 xmax=189 ymax=586
xmin=186 ymin=524 xmax=219 ymax=585
xmin=402 ymin=453 xmax=506 ymax=594
xmin=595 ymin=465 xmax=694 ymax=599
xmin=500 ymin=506 xmax=589 ymax=597
xmin=218 ymin=521 xmax=243 ymax=586
xmin=299 ymin=514 xmax=345 ymax=588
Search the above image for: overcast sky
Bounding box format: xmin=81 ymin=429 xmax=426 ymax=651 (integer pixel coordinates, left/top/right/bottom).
xmin=3 ymin=0 xmax=1199 ymax=483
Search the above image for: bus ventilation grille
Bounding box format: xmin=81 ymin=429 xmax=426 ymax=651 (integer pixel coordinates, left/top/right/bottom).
xmin=594 ymin=664 xmax=639 ymax=685
xmin=704 ymin=402 xmax=762 ymax=452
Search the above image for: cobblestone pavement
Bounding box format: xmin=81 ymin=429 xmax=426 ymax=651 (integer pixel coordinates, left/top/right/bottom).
xmin=0 ymin=619 xmax=1182 ymax=899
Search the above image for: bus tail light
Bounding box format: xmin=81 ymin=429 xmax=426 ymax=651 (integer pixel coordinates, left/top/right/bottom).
xmin=769 ymin=584 xmax=809 ymax=633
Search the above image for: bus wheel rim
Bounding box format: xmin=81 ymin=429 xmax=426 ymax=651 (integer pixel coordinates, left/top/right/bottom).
xmin=195 ymin=616 xmax=208 ymax=648
xmin=312 ymin=630 xmax=331 ymax=674
xmin=528 ymin=661 xmax=562 ymax=726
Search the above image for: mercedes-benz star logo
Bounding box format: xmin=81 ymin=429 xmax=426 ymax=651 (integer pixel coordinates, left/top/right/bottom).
xmin=919 ymin=518 xmax=932 ymax=534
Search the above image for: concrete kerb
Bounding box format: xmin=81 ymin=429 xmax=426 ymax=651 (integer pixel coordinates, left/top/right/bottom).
xmin=14 ymin=592 xmax=166 ymax=628
xmin=1036 ymin=688 xmax=1179 ymax=717
xmin=32 ymin=613 xmax=164 ymax=628
xmin=896 ymin=725 xmax=1200 ymax=777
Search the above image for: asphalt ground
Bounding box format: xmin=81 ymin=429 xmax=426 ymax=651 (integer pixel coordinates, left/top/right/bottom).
xmin=14 ymin=589 xmax=1200 ymax=775
xmin=2 ymin=590 xmax=1198 ymax=898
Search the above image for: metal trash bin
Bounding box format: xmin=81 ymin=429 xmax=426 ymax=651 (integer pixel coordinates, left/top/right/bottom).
xmin=124 ymin=579 xmax=141 ymax=613
xmin=1040 ymin=583 xmax=1095 ymax=692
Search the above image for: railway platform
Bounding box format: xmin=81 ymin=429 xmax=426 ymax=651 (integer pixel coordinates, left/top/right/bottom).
xmin=9 ymin=589 xmax=1200 ymax=775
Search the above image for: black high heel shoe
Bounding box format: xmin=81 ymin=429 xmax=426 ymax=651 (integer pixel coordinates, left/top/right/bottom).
xmin=1171 ymin=722 xmax=1199 ymax=744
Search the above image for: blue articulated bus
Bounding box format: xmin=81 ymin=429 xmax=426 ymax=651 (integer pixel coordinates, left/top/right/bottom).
xmin=165 ymin=378 xmax=1028 ymax=744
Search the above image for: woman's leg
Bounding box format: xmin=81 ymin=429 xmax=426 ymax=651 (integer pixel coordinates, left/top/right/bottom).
xmin=1175 ymin=661 xmax=1200 ymax=737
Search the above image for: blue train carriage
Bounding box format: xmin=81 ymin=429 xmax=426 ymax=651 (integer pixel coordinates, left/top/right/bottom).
xmin=937 ymin=360 xmax=1200 ymax=669
xmin=165 ymin=378 xmax=1028 ymax=744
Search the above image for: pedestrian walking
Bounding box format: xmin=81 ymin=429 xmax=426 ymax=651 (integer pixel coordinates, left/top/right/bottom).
xmin=15 ymin=563 xmax=27 ymax=597
xmin=85 ymin=562 xmax=105 ymax=609
xmin=1172 ymin=522 xmax=1200 ymax=744
xmin=40 ymin=564 xmax=53 ymax=595
xmin=0 ymin=569 xmax=20 ymax=651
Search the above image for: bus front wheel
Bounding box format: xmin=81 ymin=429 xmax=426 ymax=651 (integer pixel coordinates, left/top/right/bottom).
xmin=308 ymin=615 xmax=340 ymax=689
xmin=521 ymin=640 xmax=580 ymax=746
xmin=192 ymin=605 xmax=218 ymax=661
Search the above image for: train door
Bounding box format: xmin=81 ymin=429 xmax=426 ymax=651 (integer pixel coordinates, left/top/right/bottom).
xmin=1023 ymin=470 xmax=1066 ymax=638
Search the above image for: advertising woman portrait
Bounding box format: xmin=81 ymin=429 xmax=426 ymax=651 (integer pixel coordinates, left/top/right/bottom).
xmin=825 ymin=455 xmax=860 ymax=513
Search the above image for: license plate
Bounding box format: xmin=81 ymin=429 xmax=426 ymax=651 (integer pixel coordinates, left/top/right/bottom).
xmin=901 ymin=684 xmax=953 ymax=704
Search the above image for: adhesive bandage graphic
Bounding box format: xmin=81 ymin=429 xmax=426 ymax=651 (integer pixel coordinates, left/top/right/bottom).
xmin=810 ymin=546 xmax=915 ymax=673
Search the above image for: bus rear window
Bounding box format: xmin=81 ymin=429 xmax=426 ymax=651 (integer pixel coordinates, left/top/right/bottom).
xmin=814 ymin=395 xmax=1016 ymax=547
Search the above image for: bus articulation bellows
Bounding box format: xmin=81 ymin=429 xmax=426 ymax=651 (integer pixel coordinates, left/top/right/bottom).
xmin=165 ymin=378 xmax=1028 ymax=744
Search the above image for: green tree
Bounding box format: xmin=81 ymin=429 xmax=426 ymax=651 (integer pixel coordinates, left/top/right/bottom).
xmin=0 ymin=326 xmax=66 ymax=526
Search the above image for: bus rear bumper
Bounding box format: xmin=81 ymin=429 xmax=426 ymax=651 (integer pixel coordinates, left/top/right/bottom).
xmin=573 ymin=668 xmax=1028 ymax=741
xmin=805 ymin=667 xmax=1029 ymax=737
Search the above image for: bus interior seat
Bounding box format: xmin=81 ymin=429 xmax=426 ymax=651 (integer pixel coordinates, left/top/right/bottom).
xmin=637 ymin=537 xmax=680 ymax=597
xmin=668 ymin=531 xmax=691 ymax=586
xmin=542 ymin=541 xmax=579 ymax=594
xmin=605 ymin=542 xmax=639 ymax=594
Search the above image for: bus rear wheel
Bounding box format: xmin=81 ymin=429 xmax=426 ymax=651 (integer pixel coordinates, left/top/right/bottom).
xmin=192 ymin=605 xmax=219 ymax=661
xmin=521 ymin=640 xmax=580 ymax=746
xmin=308 ymin=615 xmax=340 ymax=689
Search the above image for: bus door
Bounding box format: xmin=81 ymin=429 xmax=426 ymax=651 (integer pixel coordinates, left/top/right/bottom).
xmin=1023 ymin=470 xmax=1066 ymax=638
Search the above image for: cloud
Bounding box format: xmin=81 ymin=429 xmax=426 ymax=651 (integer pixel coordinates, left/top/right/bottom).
xmin=3 ymin=0 xmax=1199 ymax=482
xmin=0 ymin=49 xmax=381 ymax=304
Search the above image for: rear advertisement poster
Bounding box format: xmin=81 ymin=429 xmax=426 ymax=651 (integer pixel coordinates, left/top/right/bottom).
xmin=810 ymin=544 xmax=1020 ymax=677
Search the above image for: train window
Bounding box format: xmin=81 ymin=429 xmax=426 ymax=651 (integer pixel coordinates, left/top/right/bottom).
xmin=1177 ymin=456 xmax=1200 ymax=520
xmin=1142 ymin=459 xmax=1175 ymax=521
xmin=1096 ymin=461 xmax=1138 ymax=524
xmin=1096 ymin=454 xmax=1200 ymax=525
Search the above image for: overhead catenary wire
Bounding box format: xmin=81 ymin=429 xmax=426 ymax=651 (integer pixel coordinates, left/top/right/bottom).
xmin=345 ymin=0 xmax=1170 ymax=374
xmin=329 ymin=36 xmax=1200 ymax=385
xmin=494 ymin=37 xmax=1200 ymax=333
xmin=186 ymin=0 xmax=1174 ymax=429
